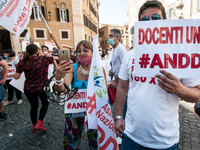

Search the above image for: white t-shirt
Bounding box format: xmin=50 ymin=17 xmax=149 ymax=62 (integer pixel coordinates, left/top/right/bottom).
xmin=6 ymin=58 xmax=19 ymax=80
xmin=111 ymin=44 xmax=127 ymax=78
xmin=118 ymin=50 xmax=200 ymax=149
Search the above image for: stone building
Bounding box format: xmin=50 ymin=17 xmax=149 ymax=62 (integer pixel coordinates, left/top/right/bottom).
xmin=0 ymin=0 xmax=99 ymax=55
xmin=99 ymin=24 xmax=129 ymax=50
xmin=127 ymin=0 xmax=200 ymax=49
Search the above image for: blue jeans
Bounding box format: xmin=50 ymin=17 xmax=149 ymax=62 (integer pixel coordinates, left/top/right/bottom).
xmin=0 ymin=84 xmax=4 ymax=103
xmin=121 ymin=133 xmax=179 ymax=150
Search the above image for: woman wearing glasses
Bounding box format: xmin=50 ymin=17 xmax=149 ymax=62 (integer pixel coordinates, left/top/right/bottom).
xmin=53 ymin=37 xmax=105 ymax=150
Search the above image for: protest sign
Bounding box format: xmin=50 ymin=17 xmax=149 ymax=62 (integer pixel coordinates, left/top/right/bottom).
xmin=9 ymin=72 xmax=25 ymax=93
xmin=86 ymin=36 xmax=118 ymax=150
xmin=64 ymin=89 xmax=87 ymax=113
xmin=22 ymin=41 xmax=40 ymax=51
xmin=135 ymin=19 xmax=200 ymax=78
xmin=45 ymin=42 xmax=56 ymax=51
xmin=0 ymin=0 xmax=35 ymax=37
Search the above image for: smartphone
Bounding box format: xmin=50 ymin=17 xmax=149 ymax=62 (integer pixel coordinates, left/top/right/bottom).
xmin=58 ymin=49 xmax=70 ymax=62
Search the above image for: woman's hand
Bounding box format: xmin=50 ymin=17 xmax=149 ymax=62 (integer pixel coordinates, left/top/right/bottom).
xmin=55 ymin=60 xmax=72 ymax=79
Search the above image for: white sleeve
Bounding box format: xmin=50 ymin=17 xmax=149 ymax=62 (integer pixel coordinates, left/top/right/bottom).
xmin=118 ymin=47 xmax=127 ymax=63
xmin=13 ymin=58 xmax=19 ymax=65
xmin=181 ymin=78 xmax=200 ymax=87
xmin=118 ymin=53 xmax=129 ymax=81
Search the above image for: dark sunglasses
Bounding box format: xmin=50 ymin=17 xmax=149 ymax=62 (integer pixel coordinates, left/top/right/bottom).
xmin=141 ymin=14 xmax=161 ymax=21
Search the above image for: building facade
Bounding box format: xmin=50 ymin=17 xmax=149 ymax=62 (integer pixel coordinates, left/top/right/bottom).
xmin=99 ymin=24 xmax=129 ymax=50
xmin=0 ymin=0 xmax=99 ymax=55
xmin=127 ymin=0 xmax=200 ymax=49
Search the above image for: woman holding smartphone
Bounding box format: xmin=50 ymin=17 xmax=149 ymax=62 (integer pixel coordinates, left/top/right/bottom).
xmin=14 ymin=44 xmax=53 ymax=132
xmin=54 ymin=40 xmax=107 ymax=150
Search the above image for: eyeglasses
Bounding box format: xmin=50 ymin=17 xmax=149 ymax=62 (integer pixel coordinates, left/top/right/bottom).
xmin=141 ymin=14 xmax=161 ymax=21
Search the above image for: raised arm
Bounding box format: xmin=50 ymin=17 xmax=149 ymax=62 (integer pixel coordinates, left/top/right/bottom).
xmin=50 ymin=33 xmax=63 ymax=49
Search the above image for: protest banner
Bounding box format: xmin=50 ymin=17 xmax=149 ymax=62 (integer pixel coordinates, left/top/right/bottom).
xmin=134 ymin=19 xmax=200 ymax=78
xmin=0 ymin=0 xmax=35 ymax=37
xmin=86 ymin=36 xmax=118 ymax=150
xmin=9 ymin=72 xmax=25 ymax=93
xmin=22 ymin=41 xmax=40 ymax=51
xmin=45 ymin=42 xmax=56 ymax=51
xmin=64 ymin=89 xmax=87 ymax=113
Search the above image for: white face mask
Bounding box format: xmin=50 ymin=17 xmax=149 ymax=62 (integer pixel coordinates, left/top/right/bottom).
xmin=43 ymin=51 xmax=48 ymax=54
xmin=107 ymin=51 xmax=111 ymax=54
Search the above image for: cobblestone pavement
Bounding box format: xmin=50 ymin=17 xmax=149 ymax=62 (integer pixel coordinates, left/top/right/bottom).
xmin=0 ymin=92 xmax=200 ymax=150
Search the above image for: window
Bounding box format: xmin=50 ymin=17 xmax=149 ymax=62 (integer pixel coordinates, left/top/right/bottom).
xmin=130 ymin=26 xmax=134 ymax=34
xmin=105 ymin=40 xmax=107 ymax=44
xmin=102 ymin=31 xmax=104 ymax=35
xmin=60 ymin=30 xmax=70 ymax=40
xmin=33 ymin=28 xmax=46 ymax=39
xmin=20 ymin=29 xmax=28 ymax=38
xmin=91 ymin=37 xmax=93 ymax=41
xmin=57 ymin=9 xmax=69 ymax=22
xmin=197 ymin=0 xmax=200 ymax=11
xmin=31 ymin=6 xmax=45 ymax=20
xmin=85 ymin=34 xmax=87 ymax=40
xmin=88 ymin=35 xmax=90 ymax=41
xmin=102 ymin=40 xmax=104 ymax=45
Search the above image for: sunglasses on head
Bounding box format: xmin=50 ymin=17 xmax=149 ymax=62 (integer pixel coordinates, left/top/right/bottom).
xmin=141 ymin=14 xmax=161 ymax=21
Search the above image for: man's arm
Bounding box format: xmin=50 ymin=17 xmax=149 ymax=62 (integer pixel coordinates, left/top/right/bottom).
xmin=156 ymin=70 xmax=200 ymax=103
xmin=0 ymin=60 xmax=8 ymax=85
xmin=115 ymin=79 xmax=129 ymax=138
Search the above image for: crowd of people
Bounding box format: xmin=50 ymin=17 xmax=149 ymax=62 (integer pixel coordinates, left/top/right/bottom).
xmin=0 ymin=1 xmax=200 ymax=150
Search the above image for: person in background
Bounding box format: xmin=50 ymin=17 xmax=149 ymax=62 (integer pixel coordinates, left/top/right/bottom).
xmin=69 ymin=47 xmax=77 ymax=63
xmin=115 ymin=1 xmax=200 ymax=149
xmin=0 ymin=56 xmax=9 ymax=120
xmin=103 ymin=48 xmax=110 ymax=59
xmin=3 ymin=49 xmax=23 ymax=105
xmin=16 ymin=52 xmax=23 ymax=61
xmin=14 ymin=44 xmax=54 ymax=132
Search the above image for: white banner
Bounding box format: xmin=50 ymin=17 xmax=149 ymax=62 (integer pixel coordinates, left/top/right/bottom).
xmin=45 ymin=42 xmax=57 ymax=51
xmin=86 ymin=36 xmax=118 ymax=150
xmin=22 ymin=41 xmax=40 ymax=51
xmin=9 ymin=72 xmax=25 ymax=93
xmin=0 ymin=0 xmax=35 ymax=37
xmin=64 ymin=89 xmax=87 ymax=113
xmin=135 ymin=19 xmax=200 ymax=78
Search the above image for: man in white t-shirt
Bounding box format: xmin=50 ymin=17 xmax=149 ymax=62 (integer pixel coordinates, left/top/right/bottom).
xmin=115 ymin=1 xmax=200 ymax=150
xmin=107 ymin=28 xmax=127 ymax=89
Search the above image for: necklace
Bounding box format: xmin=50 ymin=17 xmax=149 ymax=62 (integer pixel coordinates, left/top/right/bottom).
xmin=79 ymin=65 xmax=89 ymax=76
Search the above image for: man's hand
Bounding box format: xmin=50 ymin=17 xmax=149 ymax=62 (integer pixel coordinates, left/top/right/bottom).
xmin=156 ymin=70 xmax=184 ymax=94
xmin=0 ymin=78 xmax=6 ymax=85
xmin=108 ymin=80 xmax=117 ymax=88
xmin=115 ymin=119 xmax=125 ymax=138
xmin=109 ymin=69 xmax=114 ymax=78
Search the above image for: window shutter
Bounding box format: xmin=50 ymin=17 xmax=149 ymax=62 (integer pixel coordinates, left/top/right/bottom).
xmin=41 ymin=6 xmax=45 ymax=19
xmin=66 ymin=9 xmax=69 ymax=22
xmin=30 ymin=8 xmax=34 ymax=19
xmin=57 ymin=8 xmax=60 ymax=21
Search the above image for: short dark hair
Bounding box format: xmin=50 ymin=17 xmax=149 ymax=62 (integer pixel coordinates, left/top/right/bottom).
xmin=110 ymin=28 xmax=121 ymax=42
xmin=138 ymin=0 xmax=167 ymax=21
xmin=42 ymin=45 xmax=49 ymax=50
xmin=3 ymin=49 xmax=15 ymax=57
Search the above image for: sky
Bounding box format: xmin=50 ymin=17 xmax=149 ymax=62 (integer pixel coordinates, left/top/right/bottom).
xmin=98 ymin=0 xmax=128 ymax=25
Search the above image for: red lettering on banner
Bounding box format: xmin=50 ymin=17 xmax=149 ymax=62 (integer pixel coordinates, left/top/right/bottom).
xmin=191 ymin=54 xmax=200 ymax=68
xmin=101 ymin=104 xmax=112 ymax=117
xmin=98 ymin=125 xmax=117 ymax=150
xmin=150 ymin=54 xmax=164 ymax=68
xmin=71 ymin=103 xmax=77 ymax=109
xmin=186 ymin=26 xmax=193 ymax=44
xmin=149 ymin=77 xmax=156 ymax=85
xmin=138 ymin=26 xmax=183 ymax=44
xmin=153 ymin=27 xmax=160 ymax=44
xmin=193 ymin=26 xmax=200 ymax=44
xmin=164 ymin=54 xmax=177 ymax=68
xmin=96 ymin=110 xmax=104 ymax=118
xmin=6 ymin=0 xmax=20 ymax=17
xmin=86 ymin=94 xmax=96 ymax=114
xmin=186 ymin=26 xmax=200 ymax=44
xmin=178 ymin=54 xmax=190 ymax=68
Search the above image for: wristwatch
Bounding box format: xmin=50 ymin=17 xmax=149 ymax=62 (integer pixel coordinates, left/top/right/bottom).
xmin=115 ymin=115 xmax=123 ymax=120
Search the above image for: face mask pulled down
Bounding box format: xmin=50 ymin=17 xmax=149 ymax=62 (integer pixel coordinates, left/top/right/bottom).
xmin=77 ymin=56 xmax=92 ymax=66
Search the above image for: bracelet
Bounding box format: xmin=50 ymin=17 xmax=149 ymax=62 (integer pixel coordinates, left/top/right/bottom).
xmin=54 ymin=80 xmax=64 ymax=86
xmin=54 ymin=78 xmax=64 ymax=82
xmin=115 ymin=116 xmax=123 ymax=120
